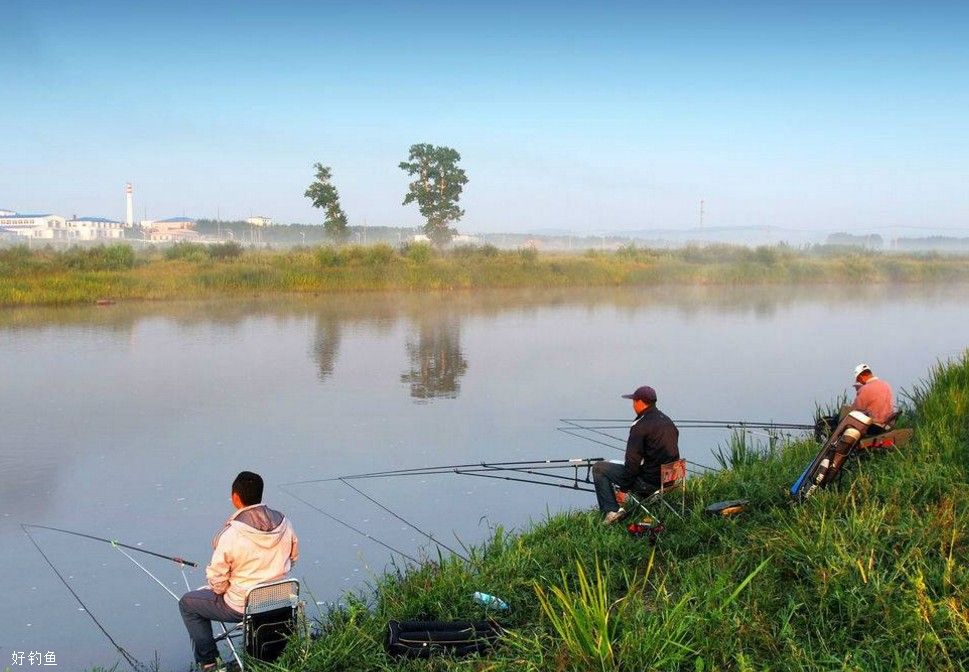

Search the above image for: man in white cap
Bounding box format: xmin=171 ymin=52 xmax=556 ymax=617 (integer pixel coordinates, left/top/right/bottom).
xmin=851 ymin=363 xmax=894 ymax=427
xmin=591 ymin=385 xmax=680 ymax=525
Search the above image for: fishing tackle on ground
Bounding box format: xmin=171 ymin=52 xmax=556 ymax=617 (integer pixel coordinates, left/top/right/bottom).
xmin=790 ymin=410 xmax=872 ymax=501
xmin=704 ymin=500 xmax=749 ymax=517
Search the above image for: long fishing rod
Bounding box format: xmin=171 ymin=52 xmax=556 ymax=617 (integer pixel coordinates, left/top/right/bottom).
xmin=560 ymin=418 xmax=813 ymax=430
xmin=280 ymin=485 xmax=420 ymax=564
xmin=330 ymin=460 xmax=606 ymax=482
xmin=283 ymin=459 xmax=603 ymax=563
xmin=455 ymin=469 xmax=596 ymax=492
xmin=283 ymin=457 xmax=604 ymax=486
xmin=338 ymin=478 xmax=470 ymax=562
xmin=22 ymin=523 xmax=198 ymax=567
xmin=21 ymin=525 xmax=148 ymax=672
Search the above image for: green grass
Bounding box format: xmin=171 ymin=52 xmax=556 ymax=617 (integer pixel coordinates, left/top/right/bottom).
xmin=247 ymin=352 xmax=969 ymax=672
xmin=4 ymin=243 xmax=969 ymax=307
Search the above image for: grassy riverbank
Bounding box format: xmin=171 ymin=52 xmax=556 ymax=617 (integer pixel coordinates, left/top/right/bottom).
xmin=4 ymin=243 xmax=969 ymax=307
xmin=260 ymin=353 xmax=969 ymax=672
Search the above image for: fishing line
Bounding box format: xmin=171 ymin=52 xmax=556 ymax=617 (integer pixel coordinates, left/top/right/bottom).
xmin=339 ymin=478 xmax=470 ymax=562
xmin=280 ymin=485 xmax=419 ymax=564
xmin=685 ymin=460 xmax=719 ymax=472
xmin=112 ymin=544 xmax=180 ymax=601
xmin=21 ymin=525 xmax=148 ymax=672
xmin=557 ymin=427 xmax=625 ymax=452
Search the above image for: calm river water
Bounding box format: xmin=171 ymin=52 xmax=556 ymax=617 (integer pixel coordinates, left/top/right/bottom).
xmin=1 ymin=285 xmax=966 ymax=670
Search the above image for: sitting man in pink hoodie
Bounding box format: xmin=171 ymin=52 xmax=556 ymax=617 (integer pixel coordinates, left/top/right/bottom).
xmin=179 ymin=471 xmax=299 ymax=671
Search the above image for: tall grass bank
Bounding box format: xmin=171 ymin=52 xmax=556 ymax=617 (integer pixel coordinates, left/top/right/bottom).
xmin=269 ymin=353 xmax=968 ymax=671
xmin=4 ymin=242 xmax=969 ymax=306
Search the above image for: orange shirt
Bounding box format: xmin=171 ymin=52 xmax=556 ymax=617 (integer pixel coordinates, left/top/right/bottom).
xmin=852 ymin=377 xmax=894 ymax=425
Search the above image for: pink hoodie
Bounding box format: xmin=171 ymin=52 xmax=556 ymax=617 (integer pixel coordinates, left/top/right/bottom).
xmin=852 ymin=376 xmax=894 ymax=425
xmin=206 ymin=503 xmax=299 ymax=612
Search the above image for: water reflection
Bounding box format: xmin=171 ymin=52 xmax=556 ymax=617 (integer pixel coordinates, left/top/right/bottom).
xmin=311 ymin=313 xmax=341 ymax=381
xmin=400 ymin=315 xmax=468 ymax=400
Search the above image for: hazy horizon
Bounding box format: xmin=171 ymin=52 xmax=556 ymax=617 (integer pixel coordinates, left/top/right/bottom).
xmin=2 ymin=1 xmax=967 ymax=235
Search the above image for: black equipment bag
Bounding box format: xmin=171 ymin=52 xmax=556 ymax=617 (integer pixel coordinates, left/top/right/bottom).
xmin=387 ymin=619 xmax=503 ymax=658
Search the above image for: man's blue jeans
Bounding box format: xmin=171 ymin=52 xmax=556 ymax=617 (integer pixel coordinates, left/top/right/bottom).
xmin=178 ymin=588 xmax=243 ymax=665
xmin=592 ymin=461 xmax=659 ymax=513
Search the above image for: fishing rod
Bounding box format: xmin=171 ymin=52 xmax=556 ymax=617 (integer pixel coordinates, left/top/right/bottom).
xmin=22 ymin=523 xmax=198 ymax=567
xmin=283 ymin=457 xmax=604 ymax=486
xmin=560 ymin=418 xmax=813 ymax=430
xmin=338 ymin=478 xmax=470 ymax=562
xmin=333 ymin=460 xmax=606 ymax=482
xmin=282 ymin=459 xmax=604 ymax=563
xmin=21 ymin=525 xmax=152 ymax=672
xmin=455 ymin=469 xmax=596 ymax=492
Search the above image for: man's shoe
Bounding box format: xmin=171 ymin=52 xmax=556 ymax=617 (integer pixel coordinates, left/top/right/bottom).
xmin=603 ymin=509 xmax=627 ymax=525
xmin=199 ymin=661 xmax=227 ymax=672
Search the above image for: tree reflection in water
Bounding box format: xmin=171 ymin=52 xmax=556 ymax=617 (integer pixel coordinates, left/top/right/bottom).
xmin=312 ymin=314 xmax=342 ymax=381
xmin=401 ymin=316 xmax=468 ymax=401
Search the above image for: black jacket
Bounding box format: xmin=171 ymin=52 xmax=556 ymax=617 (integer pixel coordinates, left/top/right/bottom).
xmin=625 ymin=406 xmax=680 ymax=483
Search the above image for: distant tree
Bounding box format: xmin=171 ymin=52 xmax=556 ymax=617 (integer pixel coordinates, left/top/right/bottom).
xmin=304 ymin=163 xmax=349 ymax=242
xmin=399 ymin=143 xmax=468 ymax=246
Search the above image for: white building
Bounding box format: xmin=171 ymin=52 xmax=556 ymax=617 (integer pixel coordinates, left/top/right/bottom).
xmin=0 ymin=208 xmax=15 ymax=217
xmin=0 ymin=213 xmax=65 ymax=239
xmin=56 ymin=216 xmax=125 ymax=241
xmin=145 ymin=217 xmax=201 ymax=242
xmin=246 ymin=215 xmax=273 ymax=227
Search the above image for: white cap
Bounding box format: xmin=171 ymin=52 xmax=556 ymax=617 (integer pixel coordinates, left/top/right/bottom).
xmin=853 ymin=363 xmax=871 ymax=378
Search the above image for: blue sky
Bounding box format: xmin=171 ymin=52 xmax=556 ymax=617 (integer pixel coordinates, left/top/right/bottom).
xmin=2 ymin=1 xmax=967 ymax=233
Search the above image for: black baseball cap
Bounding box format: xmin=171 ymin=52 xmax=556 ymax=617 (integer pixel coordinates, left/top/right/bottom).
xmin=621 ymin=385 xmax=657 ymax=403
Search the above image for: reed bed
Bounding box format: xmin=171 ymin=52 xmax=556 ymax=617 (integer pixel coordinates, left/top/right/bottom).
xmin=5 ymin=242 xmax=969 ymax=307
xmin=241 ymin=352 xmax=969 ymax=671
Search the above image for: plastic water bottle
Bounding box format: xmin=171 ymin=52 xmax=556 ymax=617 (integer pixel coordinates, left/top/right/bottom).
xmin=473 ymin=591 xmax=509 ymax=610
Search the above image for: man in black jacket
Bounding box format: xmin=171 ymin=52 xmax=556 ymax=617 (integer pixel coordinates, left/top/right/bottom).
xmin=591 ymin=385 xmax=680 ymax=525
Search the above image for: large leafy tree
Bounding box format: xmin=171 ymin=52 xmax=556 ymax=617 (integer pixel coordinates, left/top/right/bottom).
xmin=304 ymin=163 xmax=349 ymax=242
xmin=399 ymin=144 xmax=468 ymax=246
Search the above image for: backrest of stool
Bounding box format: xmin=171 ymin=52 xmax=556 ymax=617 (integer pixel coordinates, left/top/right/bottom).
xmin=245 ymin=579 xmax=300 ymax=616
xmin=660 ymin=459 xmax=687 ymax=490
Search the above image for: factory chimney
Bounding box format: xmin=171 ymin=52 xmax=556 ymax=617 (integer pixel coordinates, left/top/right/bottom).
xmin=124 ymin=183 xmax=134 ymax=227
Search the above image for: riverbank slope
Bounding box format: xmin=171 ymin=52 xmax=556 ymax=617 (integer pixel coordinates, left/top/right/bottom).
xmin=5 ymin=243 xmax=969 ymax=307
xmin=269 ymin=353 xmax=968 ymax=671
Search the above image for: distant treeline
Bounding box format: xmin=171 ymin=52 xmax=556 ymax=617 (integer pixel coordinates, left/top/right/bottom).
xmin=826 ymin=232 xmax=969 ymax=251
xmin=194 ymin=219 xmax=421 ymax=245
xmin=3 ymin=241 xmax=969 ymax=307
xmin=894 ymin=235 xmax=969 ymax=251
